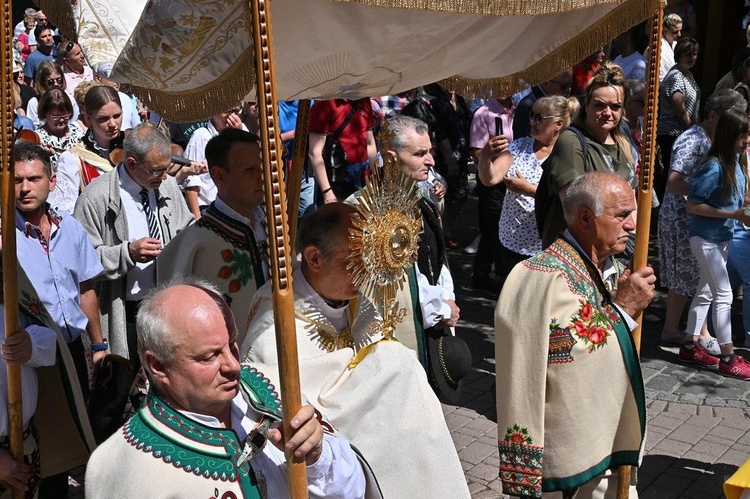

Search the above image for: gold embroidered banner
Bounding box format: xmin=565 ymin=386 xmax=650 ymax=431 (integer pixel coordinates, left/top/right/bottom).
xmin=40 ymin=0 xmax=664 ymax=122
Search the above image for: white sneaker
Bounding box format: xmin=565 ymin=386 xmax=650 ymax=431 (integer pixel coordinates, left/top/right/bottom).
xmin=697 ymin=337 xmax=721 ymax=356
xmin=463 ymin=235 xmax=481 ymax=254
xmin=660 ymin=329 xmax=686 ymax=346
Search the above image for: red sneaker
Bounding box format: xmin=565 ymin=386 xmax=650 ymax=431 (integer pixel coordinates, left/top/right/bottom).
xmin=719 ymin=355 xmax=750 ymax=380
xmin=679 ymin=344 xmax=720 ymax=370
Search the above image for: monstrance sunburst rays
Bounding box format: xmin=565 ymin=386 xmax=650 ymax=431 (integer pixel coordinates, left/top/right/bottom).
xmin=348 ymin=131 xmax=422 ymax=340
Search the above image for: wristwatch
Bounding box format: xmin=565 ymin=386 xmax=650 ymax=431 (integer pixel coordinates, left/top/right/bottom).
xmin=90 ymin=339 xmax=109 ymax=352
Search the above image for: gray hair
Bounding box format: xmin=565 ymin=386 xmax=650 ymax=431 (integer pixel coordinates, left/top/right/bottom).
xmin=704 ymin=89 xmax=747 ymax=117
xmin=663 ymin=13 xmax=683 ymax=31
xmin=562 ymin=172 xmax=627 ymax=225
xmin=380 ymin=115 xmax=429 ymax=152
xmin=137 ymin=276 xmax=232 ymax=376
xmin=123 ymin=123 xmax=171 ymax=163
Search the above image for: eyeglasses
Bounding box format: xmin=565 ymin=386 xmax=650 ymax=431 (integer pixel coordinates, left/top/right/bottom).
xmin=47 ymin=114 xmax=70 ymax=124
xmin=137 ymin=160 xmax=171 ymax=178
xmin=46 ymin=76 xmax=63 ymax=87
xmin=137 ymin=159 xmax=183 ymax=177
xmin=529 ymin=112 xmax=556 ymax=124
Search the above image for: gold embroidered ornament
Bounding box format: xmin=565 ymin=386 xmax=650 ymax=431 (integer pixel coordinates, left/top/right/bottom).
xmin=348 ymin=127 xmax=422 ymax=343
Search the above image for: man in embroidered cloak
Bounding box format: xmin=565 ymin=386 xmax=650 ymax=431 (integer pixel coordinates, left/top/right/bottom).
xmin=378 ymin=115 xmax=470 ymax=404
xmin=158 ymin=129 xmax=267 ymax=343
xmin=74 ymin=123 xmax=194 ymax=442
xmin=242 ymin=203 xmax=470 ymax=498
xmin=495 ymin=171 xmax=655 ymax=498
xmin=86 ymin=278 xmax=370 ymax=498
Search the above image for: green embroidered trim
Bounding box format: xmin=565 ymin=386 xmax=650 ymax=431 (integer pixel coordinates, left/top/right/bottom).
xmin=523 ymin=239 xmax=599 ymax=304
xmin=610 ymin=308 xmax=647 ymax=446
xmin=407 ymin=265 xmax=427 ymax=369
xmin=239 ymin=366 xmax=283 ymax=419
xmin=542 ymin=450 xmax=640 ymax=492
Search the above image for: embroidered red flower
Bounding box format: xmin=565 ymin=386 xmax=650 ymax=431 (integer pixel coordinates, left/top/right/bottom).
xmin=218 ymin=266 xmax=231 ymax=279
xmin=587 ymin=326 xmax=607 ymax=345
xmin=574 ymin=320 xmax=588 ymax=338
xmin=228 ymin=280 xmax=241 ymax=293
xmin=579 ymin=302 xmax=593 ymax=322
xmin=221 ymin=249 xmax=233 ymax=262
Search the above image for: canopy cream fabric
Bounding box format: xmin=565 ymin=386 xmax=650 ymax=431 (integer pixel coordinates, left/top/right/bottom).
xmin=41 ymin=0 xmax=664 ymax=121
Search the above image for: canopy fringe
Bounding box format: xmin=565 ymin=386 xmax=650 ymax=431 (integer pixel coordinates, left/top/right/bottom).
xmin=440 ymin=0 xmax=665 ymax=98
xmin=330 ymin=0 xmax=634 ymax=17
xmin=125 ymin=46 xmax=257 ymax=123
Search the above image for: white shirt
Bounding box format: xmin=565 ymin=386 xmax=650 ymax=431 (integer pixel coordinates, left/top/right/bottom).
xmin=0 ymin=305 xmax=57 ymax=437
xmin=26 ymin=97 xmax=79 ymax=127
xmin=118 ymin=92 xmax=141 ymax=130
xmin=181 ymin=389 xmax=366 ymax=499
xmin=614 ymin=52 xmax=647 ymax=82
xmin=118 ymin=164 xmax=158 ymax=301
xmin=295 ymin=269 xmax=352 ymax=332
xmin=184 ymin=122 xmax=220 ymax=206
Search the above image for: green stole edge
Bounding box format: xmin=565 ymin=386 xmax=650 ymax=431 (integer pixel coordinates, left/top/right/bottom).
xmin=407 ymin=265 xmax=428 ymax=369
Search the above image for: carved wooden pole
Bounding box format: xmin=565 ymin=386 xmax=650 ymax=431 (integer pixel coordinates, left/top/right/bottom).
xmin=1 ymin=0 xmax=25 ymax=496
xmin=618 ymin=9 xmax=663 ymax=499
xmin=287 ymin=99 xmax=311 ymax=250
xmin=632 ymin=9 xmax=663 ymax=354
xmin=248 ymin=0 xmax=308 ymax=497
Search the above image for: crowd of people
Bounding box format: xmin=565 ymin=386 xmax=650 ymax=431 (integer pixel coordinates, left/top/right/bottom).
xmin=1 ymin=2 xmax=750 ymax=498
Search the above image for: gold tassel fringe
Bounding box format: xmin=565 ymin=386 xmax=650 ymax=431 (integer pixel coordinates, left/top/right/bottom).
xmin=331 ymin=0 xmax=635 ymax=17
xmin=124 ymin=45 xmax=257 ymax=123
xmin=439 ymin=0 xmax=665 ymax=98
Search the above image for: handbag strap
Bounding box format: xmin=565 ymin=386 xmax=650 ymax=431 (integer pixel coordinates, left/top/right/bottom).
xmin=329 ymin=101 xmax=359 ymax=143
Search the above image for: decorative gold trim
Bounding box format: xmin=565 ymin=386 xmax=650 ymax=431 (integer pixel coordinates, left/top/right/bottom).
xmin=438 ymin=0 xmax=665 ymax=97
xmin=330 ymin=0 xmax=630 ymax=17
xmin=120 ymin=45 xmax=257 ymax=123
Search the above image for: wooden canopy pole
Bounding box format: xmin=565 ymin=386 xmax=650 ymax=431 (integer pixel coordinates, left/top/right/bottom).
xmin=249 ymin=0 xmax=308 ymax=497
xmin=618 ymin=9 xmax=663 ymax=499
xmin=286 ymin=99 xmax=311 ymax=250
xmin=1 ymin=0 xmax=25 ymax=496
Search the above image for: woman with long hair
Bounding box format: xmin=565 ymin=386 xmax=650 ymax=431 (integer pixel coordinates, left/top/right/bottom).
xmin=54 ymin=85 xmax=124 ymax=214
xmin=683 ymin=108 xmax=750 ymax=380
xmin=538 ymin=61 xmax=636 ymax=248
xmin=479 ymin=95 xmax=573 ymax=284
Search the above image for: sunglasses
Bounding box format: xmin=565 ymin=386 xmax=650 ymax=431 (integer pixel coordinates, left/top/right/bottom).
xmin=529 ymin=112 xmax=556 ymax=124
xmin=65 ymin=41 xmax=75 ymax=54
xmin=45 ymin=76 xmax=63 ymax=87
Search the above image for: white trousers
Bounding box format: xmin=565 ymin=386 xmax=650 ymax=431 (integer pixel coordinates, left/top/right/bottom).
xmin=687 ymin=236 xmax=733 ymax=345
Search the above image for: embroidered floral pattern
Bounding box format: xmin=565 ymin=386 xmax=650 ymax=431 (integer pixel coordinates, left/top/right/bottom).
xmin=571 ymin=300 xmax=612 ymax=353
xmin=218 ymin=249 xmax=254 ymax=293
xmin=498 ymin=424 xmax=543 ymax=498
xmin=548 ymin=318 xmax=576 ymax=364
xmin=504 ymin=424 xmax=533 ymax=445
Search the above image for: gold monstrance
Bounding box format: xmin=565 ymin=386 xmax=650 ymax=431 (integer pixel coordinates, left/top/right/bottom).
xmin=347 ymin=128 xmax=423 ymax=341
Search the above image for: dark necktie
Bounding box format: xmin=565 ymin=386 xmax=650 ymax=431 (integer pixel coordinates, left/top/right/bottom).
xmin=140 ymin=189 xmax=162 ymax=241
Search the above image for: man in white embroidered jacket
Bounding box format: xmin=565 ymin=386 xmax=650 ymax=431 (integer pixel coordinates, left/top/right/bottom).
xmin=157 ymin=129 xmax=268 ymax=343
xmin=86 ymin=278 xmax=370 ymax=498
xmin=495 ymin=172 xmax=655 ymax=498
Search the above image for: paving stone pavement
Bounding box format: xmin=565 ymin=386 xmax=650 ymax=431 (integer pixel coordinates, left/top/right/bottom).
xmin=68 ymin=194 xmax=750 ymax=498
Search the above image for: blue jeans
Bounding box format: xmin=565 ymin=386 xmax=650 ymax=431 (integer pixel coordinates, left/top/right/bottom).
xmin=299 ymin=175 xmax=316 ymax=219
xmin=727 ymin=229 xmax=750 ymax=343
